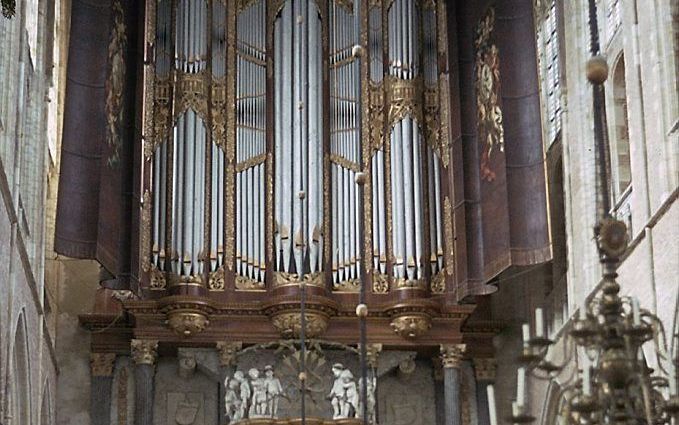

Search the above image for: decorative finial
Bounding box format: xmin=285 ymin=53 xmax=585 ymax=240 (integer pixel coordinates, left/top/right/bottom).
xmin=355 ymin=303 xmax=368 ymax=317
xmin=355 ymin=172 xmax=366 ymax=186
xmin=586 ymin=55 xmax=608 ymax=84
xmin=352 ymin=44 xmax=364 ymax=58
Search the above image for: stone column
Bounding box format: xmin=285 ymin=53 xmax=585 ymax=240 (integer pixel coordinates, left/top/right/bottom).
xmin=473 ymin=358 xmax=496 ymax=425
xmin=217 ymin=341 xmax=242 ymax=425
xmin=131 ymin=339 xmax=158 ymax=425
xmin=90 ymin=353 xmax=116 ymax=425
xmin=440 ymin=344 xmax=466 ymax=425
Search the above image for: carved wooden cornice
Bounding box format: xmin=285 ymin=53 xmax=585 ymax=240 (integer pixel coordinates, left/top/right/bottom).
xmin=473 ymin=358 xmax=497 ymax=381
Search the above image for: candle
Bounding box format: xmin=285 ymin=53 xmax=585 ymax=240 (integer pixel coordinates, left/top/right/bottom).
xmin=580 ymin=298 xmax=588 ymax=321
xmin=535 ymin=308 xmax=545 ymax=338
xmin=582 ymin=360 xmax=591 ymax=396
xmin=669 ymin=360 xmax=677 ymax=396
xmin=517 ymin=367 xmax=526 ymax=407
xmin=631 ymin=298 xmax=640 ymax=326
xmin=522 ymin=323 xmax=530 ymax=347
xmin=512 ymin=401 xmax=520 ymax=417
xmin=487 ymin=384 xmax=498 ymax=425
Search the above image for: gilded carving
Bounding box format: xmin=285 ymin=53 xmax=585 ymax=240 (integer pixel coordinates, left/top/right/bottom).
xmin=141 ymin=190 xmax=152 ymax=273
xmin=474 ymin=7 xmax=504 ymax=182
xmin=235 ymin=275 xmax=266 ymax=291
xmin=149 ymin=78 xmax=172 ymax=156
xmin=371 ymin=271 xmax=389 ymax=293
xmin=273 ymin=271 xmax=325 ymax=289
xmin=394 ymin=277 xmax=427 ymax=291
xmin=216 ymin=341 xmax=243 ymax=367
xmin=174 ymin=72 xmax=210 ymax=122
xmin=167 ymin=310 xmax=210 ymax=337
xmin=361 ymin=343 xmax=383 ymax=369
xmin=142 ymin=0 xmax=156 ymax=157
xmin=91 ymin=353 xmax=116 ymax=377
xmin=431 ymin=270 xmax=445 ymax=293
xmin=149 ymin=265 xmax=167 ymax=290
xmin=236 ymin=153 xmax=267 ymax=173
xmin=443 ymin=196 xmax=454 ymax=276
xmin=209 ymin=266 xmax=226 ymax=291
xmin=131 ymin=339 xmax=158 ymax=365
xmin=333 ymin=0 xmax=354 ymax=13
xmin=390 ymin=314 xmax=432 ymax=339
xmin=440 ymin=344 xmax=466 ymax=369
xmin=332 ymin=278 xmax=360 ymax=292
xmin=437 ymin=75 xmax=451 ymax=168
xmin=211 ymin=78 xmax=228 ymax=150
xmin=270 ymin=311 xmax=329 ymax=339
xmin=105 ymin=0 xmax=126 ymax=167
xmin=386 ymin=76 xmax=423 ymax=127
xmin=368 ymin=82 xmax=385 ymax=152
xmin=329 ymin=154 xmax=360 ymax=173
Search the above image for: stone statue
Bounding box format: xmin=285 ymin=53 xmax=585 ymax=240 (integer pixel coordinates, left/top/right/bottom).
xmin=264 ymin=365 xmax=284 ymax=418
xmin=224 ymin=377 xmax=241 ymax=422
xmin=248 ymin=368 xmax=268 ymax=417
xmin=234 ymin=370 xmax=251 ymax=420
xmin=328 ymin=363 xmax=359 ymax=419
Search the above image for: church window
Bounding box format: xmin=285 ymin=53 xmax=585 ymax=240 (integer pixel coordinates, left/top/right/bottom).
xmin=610 ymin=54 xmax=631 ymax=202
xmin=535 ymin=0 xmax=562 ymax=145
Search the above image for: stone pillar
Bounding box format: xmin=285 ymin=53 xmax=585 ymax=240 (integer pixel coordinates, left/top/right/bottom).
xmin=217 ymin=341 xmax=242 ymax=425
xmin=473 ymin=358 xmax=496 ymax=425
xmin=440 ymin=344 xmax=466 ymax=425
xmin=131 ymin=339 xmax=158 ymax=425
xmin=90 ymin=353 xmax=116 ymax=425
xmin=433 ymin=358 xmax=445 ymax=425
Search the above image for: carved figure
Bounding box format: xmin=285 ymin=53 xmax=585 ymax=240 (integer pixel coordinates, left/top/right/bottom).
xmin=234 ymin=370 xmax=251 ymax=420
xmin=224 ymin=377 xmax=241 ymax=422
xmin=264 ymin=365 xmax=284 ymax=418
xmin=328 ymin=363 xmax=359 ymax=419
xmin=249 ymin=368 xmax=268 ymax=417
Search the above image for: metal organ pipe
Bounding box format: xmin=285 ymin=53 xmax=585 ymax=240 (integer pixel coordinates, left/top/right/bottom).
xmin=274 ymin=0 xmax=324 ymax=278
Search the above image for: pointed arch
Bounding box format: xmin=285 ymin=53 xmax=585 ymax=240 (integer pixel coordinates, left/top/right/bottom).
xmin=8 ymin=310 xmax=31 ymax=425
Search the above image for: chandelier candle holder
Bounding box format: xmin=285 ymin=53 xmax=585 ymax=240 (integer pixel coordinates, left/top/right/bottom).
xmin=486 ymin=219 xmax=679 ymax=424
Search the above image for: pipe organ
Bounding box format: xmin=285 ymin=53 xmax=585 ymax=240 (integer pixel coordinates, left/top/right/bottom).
xmin=142 ymin=0 xmax=452 ymax=295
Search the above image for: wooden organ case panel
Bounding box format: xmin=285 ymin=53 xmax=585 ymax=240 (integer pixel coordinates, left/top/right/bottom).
xmin=133 ymin=0 xmax=477 ymax=345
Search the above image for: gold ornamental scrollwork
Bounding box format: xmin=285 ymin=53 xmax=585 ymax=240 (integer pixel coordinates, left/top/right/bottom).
xmin=368 ymin=82 xmax=385 ymax=153
xmin=141 ymin=190 xmax=152 ymax=273
xmin=332 ymin=278 xmax=360 ymax=293
xmin=372 ymin=271 xmax=389 ymax=294
xmin=390 ymin=314 xmax=432 ymax=339
xmin=386 ymin=76 xmax=423 ymax=127
xmin=147 ymin=78 xmax=172 ymax=158
xmin=235 ymin=275 xmax=266 ymax=291
xmin=394 ymin=277 xmax=427 ymax=291
xmin=443 ymin=196 xmax=454 ymax=276
xmin=174 ymin=72 xmax=210 ymax=122
xmin=208 ymin=266 xmax=226 ymax=291
xmin=211 ymin=78 xmax=228 ymax=150
xmin=431 ymin=270 xmax=445 ymax=293
xmin=273 ymin=271 xmax=325 ymax=289
xmin=270 ymin=311 xmax=330 ymax=339
xmin=149 ymin=265 xmax=167 ymax=290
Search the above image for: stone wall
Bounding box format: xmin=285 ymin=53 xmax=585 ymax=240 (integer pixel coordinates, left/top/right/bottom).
xmin=0 ymin=1 xmax=67 ymax=423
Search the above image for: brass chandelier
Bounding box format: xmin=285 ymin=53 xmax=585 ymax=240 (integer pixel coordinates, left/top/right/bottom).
xmin=502 ymin=216 xmax=679 ymax=424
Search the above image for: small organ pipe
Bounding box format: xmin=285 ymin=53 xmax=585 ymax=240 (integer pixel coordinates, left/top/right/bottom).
xmin=412 ymin=125 xmax=423 ymax=278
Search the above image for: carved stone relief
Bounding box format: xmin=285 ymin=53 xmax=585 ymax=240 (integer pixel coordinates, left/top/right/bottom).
xmin=377 ymin=360 xmax=436 ymax=425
